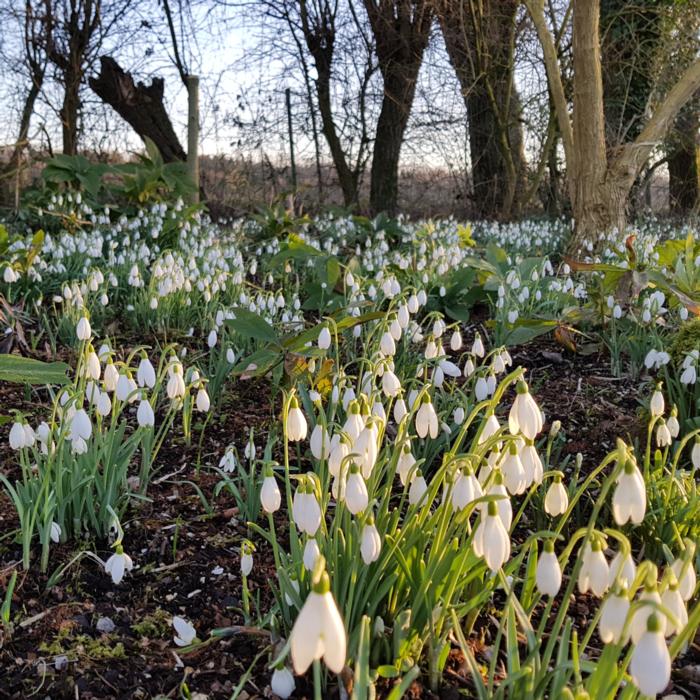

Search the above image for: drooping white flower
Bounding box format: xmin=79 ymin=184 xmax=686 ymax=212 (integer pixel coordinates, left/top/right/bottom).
xmin=451 ymin=467 xmax=482 ymax=510
xmin=380 ymin=331 xmax=396 ymax=356
xmin=292 ymin=483 xmax=322 ymax=536
xmin=76 ymin=316 xmax=91 ymax=341
xmin=136 ymin=358 xmax=156 ymax=388
xmin=50 ymin=521 xmax=62 ymax=543
xmin=520 ymin=440 xmax=543 ymax=486
xmin=475 ymin=376 xmax=489 ymax=401
xmin=501 ymin=442 xmax=526 ymax=495
xmin=195 ymin=388 xmax=210 ymax=412
xmin=629 ymin=614 xmax=671 ymax=697
xmin=104 ymin=545 xmax=133 ymax=584
xmin=240 ymin=546 xmax=253 ymax=576
xmin=415 ymin=397 xmax=438 ymax=439
xmin=289 ymin=568 xmax=347 ymax=674
xmin=381 ymin=368 xmax=402 ymax=397
xmin=608 ymin=549 xmax=636 ymax=587
xmin=656 ymin=420 xmax=672 ymax=447
xmin=577 ymin=541 xmax=609 ymax=597
xmin=630 ymin=585 xmax=666 ymax=643
xmin=343 ymin=400 xmax=364 ymax=444
xmin=360 ymin=519 xmax=382 ymax=564
xmin=473 ymin=501 xmax=511 ymax=572
xmin=137 ymin=399 xmax=155 ymax=427
xmin=260 ymin=471 xmax=281 ymax=513
xmin=536 ymin=542 xmax=562 ymax=597
xmin=9 ymin=422 xmax=27 ymax=450
xmin=345 ymin=466 xmax=369 ymax=514
xmin=219 ymin=447 xmax=237 ymax=473
xmin=287 ymin=398 xmax=308 ymax=441
xmin=393 ymin=397 xmax=408 ymax=424
xmin=508 ymin=380 xmax=543 ymax=439
xmin=318 ymin=326 xmax=331 ymax=350
xmin=70 ymin=409 xmax=92 ymax=442
xmin=662 ymin=581 xmax=687 ymax=637
xmin=598 ymin=589 xmax=630 ymax=644
xmin=310 ymin=423 xmax=330 ymax=460
xmin=649 ymin=385 xmax=665 ymax=417
xmin=671 ymin=555 xmax=697 ymax=601
xmin=303 ymin=538 xmax=321 ymax=571
xmin=544 ymin=477 xmax=568 ymax=516
xmin=472 ymin=334 xmax=485 ymax=357
xmin=270 ymin=666 xmax=295 ymax=699
xmin=328 ymin=434 xmax=350 ymax=478
xmin=173 ymin=616 xmax=197 ymax=647
xmin=612 ymin=459 xmax=646 ymax=525
xmin=408 ymin=470 xmax=428 ymax=505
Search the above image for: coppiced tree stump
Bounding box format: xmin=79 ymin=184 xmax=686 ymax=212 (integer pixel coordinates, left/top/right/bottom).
xmin=89 ymin=56 xmax=186 ymax=163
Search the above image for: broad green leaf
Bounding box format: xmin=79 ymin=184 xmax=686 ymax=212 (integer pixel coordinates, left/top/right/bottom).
xmin=0 ymin=355 xmax=70 ymax=385
xmin=225 ymin=309 xmax=280 ymax=344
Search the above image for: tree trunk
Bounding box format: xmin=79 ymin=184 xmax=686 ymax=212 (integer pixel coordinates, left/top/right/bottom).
xmin=668 ymin=105 xmax=700 ymax=212
xmin=186 ymin=74 xmax=200 ymax=202
xmin=61 ymin=70 xmax=81 ymax=155
xmin=89 ymin=56 xmax=186 ymax=162
xmin=438 ymin=0 xmax=524 ymax=219
xmin=370 ymin=66 xmax=419 ymax=215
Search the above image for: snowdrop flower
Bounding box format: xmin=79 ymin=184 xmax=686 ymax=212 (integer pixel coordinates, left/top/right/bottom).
xmin=328 ymin=435 xmax=350 ymax=478
xmin=577 ymin=541 xmax=609 ymax=597
xmin=451 ymin=467 xmax=482 ymax=511
xmin=656 ymin=419 xmax=672 ymax=447
xmin=629 ymin=614 xmax=671 ymax=697
xmin=650 ymin=384 xmax=664 ymax=417
xmin=612 ymin=459 xmax=646 ymax=525
xmin=475 ymin=376 xmax=489 ymax=401
xmin=450 ymin=329 xmax=462 ymax=351
xmin=608 ymin=549 xmax=636 ymax=587
xmin=343 ymin=400 xmax=364 ymax=443
xmin=345 ymin=465 xmax=369 ymax=514
xmin=453 ymin=406 xmax=465 ymax=425
xmin=310 ymin=423 xmax=330 ymax=460
xmin=360 ymin=517 xmax=381 ymax=564
xmin=292 ymin=482 xmax=322 ymax=536
xmin=219 ymin=448 xmax=236 ymax=473
xmin=544 ymin=476 xmax=568 ymax=516
xmin=260 ymin=468 xmax=281 ymax=513
xmin=289 ymin=566 xmax=346 ymax=674
xmin=76 ymin=316 xmax=91 ymax=341
xmin=415 ymin=397 xmax=438 ymax=439
xmin=630 ymin=581 xmax=668 ymax=644
xmin=393 ymin=397 xmax=408 ymax=424
xmin=473 ymin=501 xmax=511 ymax=572
xmin=381 ymin=368 xmax=402 ymax=397
xmin=240 ymin=543 xmax=253 ymax=576
xmin=667 ymin=408 xmax=679 ymax=438
xmin=166 ymin=366 xmax=185 ymax=400
xmin=303 ymin=538 xmax=321 ymax=571
xmin=463 ymin=356 xmax=475 ymax=377
xmin=50 ymin=521 xmax=62 ymax=543
xmin=408 ymin=470 xmax=428 ymax=505
xmin=270 ymin=665 xmax=295 ymax=699
xmin=397 ymin=444 xmax=416 ymax=485
xmin=536 ymin=541 xmax=562 ymax=596
xmin=195 ymin=388 xmax=210 ymax=412
xmin=380 ymin=331 xmax=396 ymax=356
xmin=137 ymin=357 xmax=156 ymax=388
xmin=173 ymin=616 xmax=197 ymax=647
xmin=318 ymin=326 xmax=331 ymax=350
xmin=286 ymin=397 xmax=307 ymax=441
xmin=598 ymin=588 xmax=631 ymax=644
xmin=501 ymin=442 xmax=526 ymax=495
xmin=103 ymin=362 xmax=119 ymax=392
xmin=70 ymin=409 xmax=92 ymax=442
xmin=104 ymin=545 xmax=133 ymax=584
xmin=137 ymin=399 xmax=155 ymax=427
xmin=472 ymin=334 xmax=485 ymax=357
xmin=671 ymin=554 xmax=696 ymax=601
xmin=520 ymin=439 xmax=543 ymax=486
xmin=9 ymin=421 xmax=28 ymax=450
xmin=661 ymin=579 xmax=687 ymax=636
xmin=207 ymin=329 xmax=218 ymax=348
xmin=508 ymin=380 xmax=543 ymax=439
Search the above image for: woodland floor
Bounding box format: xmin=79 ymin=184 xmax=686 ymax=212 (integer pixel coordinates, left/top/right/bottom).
xmin=1 ymin=333 xmax=699 ymax=699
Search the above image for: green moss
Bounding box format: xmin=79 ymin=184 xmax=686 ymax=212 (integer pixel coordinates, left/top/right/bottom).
xmin=39 ymin=627 xmax=126 ymax=660
xmin=131 ymin=607 xmax=172 ymax=638
xmin=669 ymin=317 xmax=700 ymax=364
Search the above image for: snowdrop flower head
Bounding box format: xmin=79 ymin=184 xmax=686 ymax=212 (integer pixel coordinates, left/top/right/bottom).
xmin=612 ymin=459 xmax=646 ymax=525
xmin=536 ymin=541 xmax=562 ymax=597
xmin=629 ymin=614 xmax=671 ymax=697
xmin=544 ymin=475 xmax=568 ymax=516
xmin=289 ymin=562 xmax=347 ymax=674
xmin=260 ymin=466 xmax=281 ymax=513
xmin=104 ymin=544 xmax=133 ymax=584
xmin=286 ymin=396 xmax=308 ymax=441
xmin=173 ymin=616 xmax=197 ymax=647
xmin=271 ymin=665 xmax=295 ymax=698
xmin=508 ymin=380 xmax=543 ymax=439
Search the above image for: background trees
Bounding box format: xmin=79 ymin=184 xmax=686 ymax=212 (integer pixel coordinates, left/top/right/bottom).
xmin=0 ymin=0 xmax=697 ymax=236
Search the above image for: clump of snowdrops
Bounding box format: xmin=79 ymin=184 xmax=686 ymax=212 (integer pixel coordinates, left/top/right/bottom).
xmin=3 ymin=315 xmax=210 ymax=574
xmin=237 ymin=304 xmax=700 ymax=699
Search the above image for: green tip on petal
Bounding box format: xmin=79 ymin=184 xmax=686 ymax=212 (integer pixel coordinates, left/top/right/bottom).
xmin=487 ymin=500 xmax=498 ymax=516
xmin=516 ymin=380 xmax=529 ymax=395
xmin=544 ymin=540 xmax=555 ymax=553
xmin=646 ymin=613 xmax=661 ymax=633
xmin=312 ymin=570 xmax=331 ymax=595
